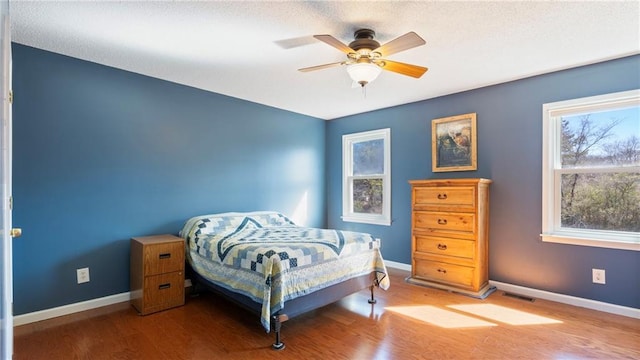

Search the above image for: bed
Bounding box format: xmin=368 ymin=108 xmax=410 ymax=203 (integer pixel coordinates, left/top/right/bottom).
xmin=179 ymin=211 xmax=390 ymax=350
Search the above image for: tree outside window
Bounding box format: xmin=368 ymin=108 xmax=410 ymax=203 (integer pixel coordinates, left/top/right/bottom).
xmin=343 ymin=129 xmax=391 ymax=226
xmin=560 ymin=112 xmax=639 ymax=232
xmin=542 ymin=90 xmax=640 ymax=251
xmin=353 ymin=139 xmax=384 ymax=215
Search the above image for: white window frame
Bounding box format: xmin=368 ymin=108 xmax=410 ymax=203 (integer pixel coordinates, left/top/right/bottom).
xmin=541 ymin=89 xmax=640 ymax=251
xmin=342 ymin=128 xmax=391 ymax=226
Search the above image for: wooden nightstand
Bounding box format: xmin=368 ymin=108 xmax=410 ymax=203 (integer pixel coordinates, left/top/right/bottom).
xmin=130 ymin=234 xmax=185 ymax=315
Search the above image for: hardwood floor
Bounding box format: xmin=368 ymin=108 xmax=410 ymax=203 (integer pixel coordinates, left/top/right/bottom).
xmin=14 ymin=269 xmax=640 ymax=359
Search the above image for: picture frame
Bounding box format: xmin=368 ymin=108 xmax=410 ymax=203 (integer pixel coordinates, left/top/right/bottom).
xmin=432 ymin=113 xmax=477 ymax=172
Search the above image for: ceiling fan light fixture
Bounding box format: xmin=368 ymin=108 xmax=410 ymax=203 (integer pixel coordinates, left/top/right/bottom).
xmin=347 ymin=62 xmax=382 ymax=87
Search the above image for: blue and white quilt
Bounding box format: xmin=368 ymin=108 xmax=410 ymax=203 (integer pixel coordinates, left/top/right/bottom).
xmin=180 ymin=211 xmax=390 ymax=331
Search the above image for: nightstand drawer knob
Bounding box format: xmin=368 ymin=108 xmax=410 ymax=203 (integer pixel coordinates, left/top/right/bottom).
xmin=158 ymin=283 xmax=171 ymax=290
xmin=437 ymin=243 xmax=448 ymax=250
xmin=437 ymin=218 xmax=448 ymax=225
xmin=437 ymin=193 xmax=448 ymax=200
xmin=159 ymin=253 xmax=171 ymax=259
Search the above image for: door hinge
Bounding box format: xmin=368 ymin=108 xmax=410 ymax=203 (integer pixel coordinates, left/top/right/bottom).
xmin=8 ymin=90 xmax=12 ymax=104
xmin=9 ymin=196 xmax=12 ymax=210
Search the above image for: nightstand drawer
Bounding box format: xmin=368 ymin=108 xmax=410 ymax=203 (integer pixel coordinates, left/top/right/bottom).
xmin=414 ymin=211 xmax=475 ymax=233
xmin=144 ymin=241 xmax=184 ymax=276
xmin=142 ymin=272 xmax=185 ymax=314
xmin=415 ymin=235 xmax=475 ymax=259
xmin=414 ymin=259 xmax=474 ymax=288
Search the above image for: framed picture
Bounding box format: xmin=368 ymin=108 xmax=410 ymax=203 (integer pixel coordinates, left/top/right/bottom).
xmin=432 ymin=113 xmax=477 ymax=172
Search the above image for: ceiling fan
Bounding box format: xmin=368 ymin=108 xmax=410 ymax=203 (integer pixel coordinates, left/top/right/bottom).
xmin=299 ymin=29 xmax=428 ymax=88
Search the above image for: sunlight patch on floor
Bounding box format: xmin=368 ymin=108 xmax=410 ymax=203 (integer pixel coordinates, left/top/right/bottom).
xmin=448 ymin=304 xmax=563 ymax=325
xmin=386 ymin=305 xmax=497 ymax=328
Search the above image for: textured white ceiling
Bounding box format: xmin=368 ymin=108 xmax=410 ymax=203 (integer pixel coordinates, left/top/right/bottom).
xmin=10 ymin=1 xmax=640 ymax=120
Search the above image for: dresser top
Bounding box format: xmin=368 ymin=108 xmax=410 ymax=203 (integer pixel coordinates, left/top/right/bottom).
xmin=409 ymin=178 xmax=492 ymax=186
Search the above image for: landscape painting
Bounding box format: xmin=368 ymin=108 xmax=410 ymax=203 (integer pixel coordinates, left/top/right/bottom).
xmin=432 ymin=113 xmax=477 ymax=172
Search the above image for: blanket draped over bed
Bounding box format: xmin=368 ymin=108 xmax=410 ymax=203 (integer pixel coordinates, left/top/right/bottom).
xmin=180 ymin=211 xmax=390 ymax=331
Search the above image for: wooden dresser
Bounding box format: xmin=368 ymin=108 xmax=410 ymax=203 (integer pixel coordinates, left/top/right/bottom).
xmin=130 ymin=234 xmax=185 ymax=315
xmin=407 ymin=178 xmax=495 ymax=298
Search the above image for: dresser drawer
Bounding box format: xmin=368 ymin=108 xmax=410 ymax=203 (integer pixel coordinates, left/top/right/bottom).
xmin=144 ymin=241 xmax=184 ymax=276
xmin=414 ymin=186 xmax=476 ymax=208
xmin=142 ymin=272 xmax=185 ymax=314
xmin=414 ymin=259 xmax=474 ymax=288
xmin=415 ymin=235 xmax=475 ymax=259
xmin=414 ymin=211 xmax=475 ymax=234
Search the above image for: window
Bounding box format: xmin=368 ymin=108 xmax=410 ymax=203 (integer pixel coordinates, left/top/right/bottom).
xmin=542 ymin=89 xmax=640 ymax=251
xmin=342 ymin=128 xmax=391 ymax=225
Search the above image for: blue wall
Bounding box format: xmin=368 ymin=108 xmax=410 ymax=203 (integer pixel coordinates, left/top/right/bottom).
xmin=11 ymin=42 xmax=639 ymax=314
xmin=11 ymin=44 xmax=326 ymax=315
xmin=326 ymin=55 xmax=640 ymax=309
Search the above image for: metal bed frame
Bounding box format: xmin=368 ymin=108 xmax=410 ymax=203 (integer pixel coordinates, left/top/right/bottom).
xmin=187 ymin=264 xmax=383 ymax=350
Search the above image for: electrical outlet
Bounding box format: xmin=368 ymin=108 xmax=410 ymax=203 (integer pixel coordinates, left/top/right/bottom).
xmin=77 ymin=267 xmax=90 ymax=284
xmin=592 ymin=268 xmax=606 ymax=284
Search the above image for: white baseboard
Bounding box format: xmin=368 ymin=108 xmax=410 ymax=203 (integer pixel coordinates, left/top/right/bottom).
xmin=13 ymin=264 xmax=639 ymax=326
xmin=386 ymin=261 xmax=639 ymax=319
xmin=490 ymin=280 xmax=640 ymax=319
xmin=13 ymin=279 xmax=196 ymax=327
xmin=384 ymin=260 xmax=411 ymax=272
xmin=13 ymin=292 xmax=131 ymax=327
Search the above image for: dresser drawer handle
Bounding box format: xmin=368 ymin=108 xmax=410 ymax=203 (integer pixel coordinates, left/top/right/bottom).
xmin=437 ymin=268 xmax=447 ymax=274
xmin=437 ymin=243 xmax=448 ymax=250
xmin=158 ymin=283 xmax=171 ymax=290
xmin=159 ymin=253 xmax=171 ymax=259
xmin=437 ymin=193 xmax=448 ymax=200
xmin=437 ymin=218 xmax=448 ymax=225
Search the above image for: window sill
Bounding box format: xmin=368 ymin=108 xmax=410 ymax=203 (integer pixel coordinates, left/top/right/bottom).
xmin=541 ymin=233 xmax=640 ymax=251
xmin=342 ymin=215 xmax=391 ymax=226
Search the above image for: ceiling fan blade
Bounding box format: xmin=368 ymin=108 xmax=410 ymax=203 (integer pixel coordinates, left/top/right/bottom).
xmin=379 ymin=59 xmax=428 ymax=78
xmin=374 ymin=32 xmax=426 ymax=57
xmin=313 ymin=34 xmax=355 ymax=54
xmin=298 ymin=62 xmax=345 ymax=72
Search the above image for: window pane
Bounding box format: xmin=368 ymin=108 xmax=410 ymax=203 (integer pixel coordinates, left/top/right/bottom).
xmin=561 ymin=172 xmax=640 ymax=232
xmin=353 ymin=139 xmax=384 ymax=175
xmin=353 ymin=178 xmax=383 ymax=214
xmin=561 ymin=106 xmax=640 ymax=168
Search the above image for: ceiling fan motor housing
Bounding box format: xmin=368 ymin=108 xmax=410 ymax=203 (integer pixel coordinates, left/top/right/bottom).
xmin=349 ymin=29 xmax=380 ymax=51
